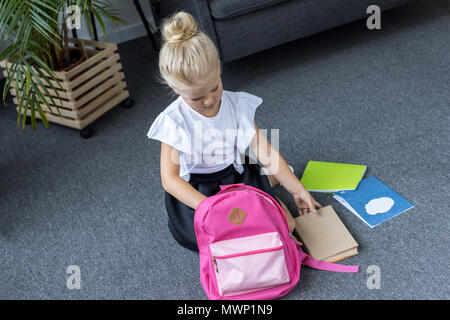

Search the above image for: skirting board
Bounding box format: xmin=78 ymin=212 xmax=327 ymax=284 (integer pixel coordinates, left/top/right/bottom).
xmin=97 ymin=22 xmax=149 ymax=44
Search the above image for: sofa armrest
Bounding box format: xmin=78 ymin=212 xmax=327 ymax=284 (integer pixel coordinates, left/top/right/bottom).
xmin=192 ymin=0 xmax=220 ymax=52
xmin=159 ymin=0 xmax=221 ymax=59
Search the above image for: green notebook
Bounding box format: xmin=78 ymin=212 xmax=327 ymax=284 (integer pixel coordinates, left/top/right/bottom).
xmin=300 ymin=161 xmax=367 ymax=192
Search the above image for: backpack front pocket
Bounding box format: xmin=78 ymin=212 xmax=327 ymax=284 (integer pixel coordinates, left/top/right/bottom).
xmin=210 ymin=232 xmax=290 ymax=297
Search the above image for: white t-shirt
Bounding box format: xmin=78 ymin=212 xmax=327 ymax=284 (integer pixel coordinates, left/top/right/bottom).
xmin=147 ymin=90 xmax=262 ymax=182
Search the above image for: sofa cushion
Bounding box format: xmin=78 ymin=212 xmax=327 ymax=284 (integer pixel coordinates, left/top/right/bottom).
xmin=208 ymin=0 xmax=289 ymax=20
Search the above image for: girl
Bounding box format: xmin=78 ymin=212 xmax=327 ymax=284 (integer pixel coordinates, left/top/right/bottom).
xmin=148 ymin=11 xmax=322 ymax=251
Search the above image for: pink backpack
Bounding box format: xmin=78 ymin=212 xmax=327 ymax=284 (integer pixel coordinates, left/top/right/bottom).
xmin=194 ymin=183 xmax=359 ymax=300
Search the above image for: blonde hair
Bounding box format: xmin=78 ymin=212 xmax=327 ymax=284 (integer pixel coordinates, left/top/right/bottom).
xmin=158 ymin=11 xmax=220 ymax=91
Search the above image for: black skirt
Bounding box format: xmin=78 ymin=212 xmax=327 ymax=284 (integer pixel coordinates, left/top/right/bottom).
xmin=165 ymin=155 xmax=281 ymax=252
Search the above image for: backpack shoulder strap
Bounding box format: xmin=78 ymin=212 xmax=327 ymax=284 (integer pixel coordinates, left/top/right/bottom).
xmin=297 ymin=245 xmax=359 ymax=273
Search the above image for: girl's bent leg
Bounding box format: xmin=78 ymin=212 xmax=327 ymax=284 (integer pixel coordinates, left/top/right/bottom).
xmin=165 ymin=191 xmax=199 ymax=252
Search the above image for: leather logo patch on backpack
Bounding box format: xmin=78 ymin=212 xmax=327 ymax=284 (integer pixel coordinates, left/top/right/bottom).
xmin=228 ymin=207 xmax=247 ymax=226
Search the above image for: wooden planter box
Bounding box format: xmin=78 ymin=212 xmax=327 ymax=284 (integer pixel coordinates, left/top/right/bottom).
xmin=0 ymin=38 xmax=130 ymax=130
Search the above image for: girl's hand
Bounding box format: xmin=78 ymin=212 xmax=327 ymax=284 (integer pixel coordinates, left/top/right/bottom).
xmin=292 ymin=190 xmax=322 ymax=216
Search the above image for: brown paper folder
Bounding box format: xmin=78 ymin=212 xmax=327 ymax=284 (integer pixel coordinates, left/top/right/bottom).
xmin=294 ymin=205 xmax=358 ymax=262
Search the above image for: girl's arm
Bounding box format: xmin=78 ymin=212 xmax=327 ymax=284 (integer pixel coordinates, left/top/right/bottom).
xmin=160 ymin=142 xmax=207 ymax=210
xmin=250 ymin=122 xmax=322 ymax=215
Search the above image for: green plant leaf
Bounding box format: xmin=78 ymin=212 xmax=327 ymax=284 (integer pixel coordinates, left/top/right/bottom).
xmin=25 ymin=69 xmax=31 ymax=94
xmin=30 ymin=2 xmax=59 ymax=23
xmin=16 ymin=73 xmax=28 ymax=127
xmin=30 ymin=93 xmax=37 ymax=131
xmin=29 ymin=11 xmax=60 ymax=45
xmin=36 ymin=97 xmax=50 ymax=128
xmin=3 ymin=63 xmax=17 ymax=102
xmin=30 ymin=59 xmax=63 ymax=114
xmin=0 ymin=43 xmax=16 ymax=63
xmin=28 ymin=0 xmax=60 ymax=15
xmin=5 ymin=6 xmax=23 ymax=41
xmin=4 ymin=58 xmax=20 ymax=101
xmin=1 ymin=0 xmax=128 ymax=131
xmin=91 ymin=8 xmax=106 ymax=39
xmin=0 ymin=1 xmax=20 ymax=40
xmin=20 ymin=58 xmax=59 ymax=115
xmin=20 ymin=93 xmax=29 ymax=130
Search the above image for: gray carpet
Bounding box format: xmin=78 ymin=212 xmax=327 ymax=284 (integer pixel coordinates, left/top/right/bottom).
xmin=0 ymin=0 xmax=449 ymax=299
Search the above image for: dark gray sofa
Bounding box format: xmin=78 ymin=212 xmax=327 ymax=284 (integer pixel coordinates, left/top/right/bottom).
xmin=159 ymin=0 xmax=411 ymax=63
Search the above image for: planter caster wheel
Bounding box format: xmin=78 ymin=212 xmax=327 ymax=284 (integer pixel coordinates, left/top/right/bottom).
xmin=121 ymin=97 xmax=134 ymax=109
xmin=80 ymin=127 xmax=93 ymax=139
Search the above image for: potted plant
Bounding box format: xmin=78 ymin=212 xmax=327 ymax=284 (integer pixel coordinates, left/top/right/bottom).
xmin=0 ymin=0 xmax=133 ymax=138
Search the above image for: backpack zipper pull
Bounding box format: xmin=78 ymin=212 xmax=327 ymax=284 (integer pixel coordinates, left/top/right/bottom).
xmin=213 ymin=257 xmax=219 ymax=273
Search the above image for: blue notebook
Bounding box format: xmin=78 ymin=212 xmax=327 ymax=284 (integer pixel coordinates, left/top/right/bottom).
xmin=333 ymin=176 xmax=414 ymax=228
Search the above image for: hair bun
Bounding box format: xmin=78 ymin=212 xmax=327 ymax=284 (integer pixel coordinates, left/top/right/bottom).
xmin=162 ymin=11 xmax=200 ymax=44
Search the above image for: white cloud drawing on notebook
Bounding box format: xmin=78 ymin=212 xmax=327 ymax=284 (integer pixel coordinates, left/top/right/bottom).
xmin=365 ymin=197 xmax=395 ymax=215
